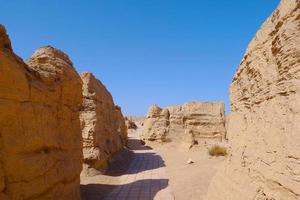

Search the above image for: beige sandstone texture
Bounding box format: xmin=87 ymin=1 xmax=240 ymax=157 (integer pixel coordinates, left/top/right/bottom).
xmin=0 ymin=25 xmax=83 ymax=200
xmin=115 ymin=106 xmax=128 ymax=143
xmin=143 ymin=105 xmax=170 ymax=142
xmin=80 ymin=72 xmax=127 ymax=176
xmin=143 ymin=102 xmax=226 ymax=147
xmin=206 ymin=0 xmax=300 ymax=199
xmin=125 ymin=117 xmax=138 ymax=130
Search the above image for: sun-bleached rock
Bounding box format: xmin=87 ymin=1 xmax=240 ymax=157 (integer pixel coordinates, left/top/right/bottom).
xmin=182 ymin=102 xmax=226 ymax=140
xmin=142 ymin=102 xmax=226 ymax=145
xmin=206 ymin=1 xmax=300 ymax=199
xmin=80 ymin=72 xmax=127 ymax=176
xmin=0 ymin=26 xmax=82 ymax=200
xmin=143 ymin=105 xmax=170 ymax=142
xmin=187 ymin=158 xmax=194 ymax=165
xmin=180 ymin=129 xmax=196 ymax=150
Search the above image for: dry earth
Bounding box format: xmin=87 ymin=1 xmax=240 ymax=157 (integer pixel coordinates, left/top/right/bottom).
xmin=81 ymin=122 xmax=226 ymax=200
xmin=1 ymin=0 xmax=298 ymax=199
xmin=152 ymin=144 xmax=225 ymax=200
xmin=81 ymin=123 xmax=174 ymax=200
xmin=143 ymin=126 xmax=226 ymax=200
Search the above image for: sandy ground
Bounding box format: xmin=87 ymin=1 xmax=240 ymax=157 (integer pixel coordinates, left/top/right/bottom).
xmin=135 ymin=124 xmax=226 ymax=200
xmin=81 ymin=124 xmax=225 ymax=200
xmin=150 ymin=143 xmax=225 ymax=200
xmin=80 ymin=149 xmax=134 ymax=199
xmin=80 ymin=128 xmax=174 ymax=200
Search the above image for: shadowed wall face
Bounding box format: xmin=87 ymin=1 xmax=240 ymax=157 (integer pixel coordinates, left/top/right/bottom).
xmin=80 ymin=72 xmax=127 ymax=177
xmin=81 ymin=126 xmax=173 ymax=200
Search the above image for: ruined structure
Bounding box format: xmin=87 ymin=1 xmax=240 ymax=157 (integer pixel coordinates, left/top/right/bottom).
xmin=125 ymin=117 xmax=138 ymax=130
xmin=143 ymin=102 xmax=226 ymax=147
xmin=0 ymin=25 xmax=83 ymax=200
xmin=80 ymin=72 xmax=127 ymax=176
xmin=206 ymin=0 xmax=300 ymax=199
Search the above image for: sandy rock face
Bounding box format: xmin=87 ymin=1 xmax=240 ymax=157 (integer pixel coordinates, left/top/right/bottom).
xmin=143 ymin=105 xmax=170 ymax=142
xmin=143 ymin=102 xmax=226 ymax=145
xmin=206 ymin=1 xmax=300 ymax=199
xmin=115 ymin=105 xmax=128 ymax=143
xmin=0 ymin=25 xmax=12 ymax=53
xmin=125 ymin=117 xmax=138 ymax=130
xmin=0 ymin=26 xmax=82 ymax=200
xmin=181 ymin=102 xmax=226 ymax=140
xmin=80 ymin=72 xmax=127 ymax=176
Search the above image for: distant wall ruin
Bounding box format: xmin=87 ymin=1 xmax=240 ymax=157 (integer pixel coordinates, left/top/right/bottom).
xmin=142 ymin=102 xmax=226 ymax=147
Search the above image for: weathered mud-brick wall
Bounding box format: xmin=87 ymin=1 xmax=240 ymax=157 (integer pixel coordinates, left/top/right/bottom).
xmin=0 ymin=25 xmax=83 ymax=200
xmin=115 ymin=105 xmax=128 ymax=143
xmin=143 ymin=105 xmax=170 ymax=142
xmin=206 ymin=0 xmax=300 ymax=199
xmin=80 ymin=72 xmax=127 ymax=176
xmin=125 ymin=117 xmax=138 ymax=130
xmin=181 ymin=102 xmax=226 ymax=140
xmin=143 ymin=102 xmax=226 ymax=145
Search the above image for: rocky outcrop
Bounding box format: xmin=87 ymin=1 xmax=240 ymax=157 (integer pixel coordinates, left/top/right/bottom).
xmin=143 ymin=102 xmax=226 ymax=146
xmin=206 ymin=1 xmax=300 ymax=199
xmin=125 ymin=117 xmax=138 ymax=130
xmin=80 ymin=72 xmax=127 ymax=176
xmin=143 ymin=105 xmax=170 ymax=142
xmin=0 ymin=25 xmax=82 ymax=199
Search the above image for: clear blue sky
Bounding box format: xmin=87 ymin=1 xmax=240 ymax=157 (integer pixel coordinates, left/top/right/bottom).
xmin=2 ymin=0 xmax=280 ymax=116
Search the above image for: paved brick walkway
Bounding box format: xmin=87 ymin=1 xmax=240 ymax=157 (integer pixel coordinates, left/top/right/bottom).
xmin=104 ymin=131 xmax=174 ymax=200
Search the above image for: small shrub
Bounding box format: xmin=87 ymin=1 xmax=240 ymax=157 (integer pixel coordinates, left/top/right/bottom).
xmin=208 ymin=145 xmax=227 ymax=157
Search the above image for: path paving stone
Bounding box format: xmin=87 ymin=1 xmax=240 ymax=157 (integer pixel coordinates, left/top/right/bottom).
xmin=103 ymin=131 xmax=174 ymax=200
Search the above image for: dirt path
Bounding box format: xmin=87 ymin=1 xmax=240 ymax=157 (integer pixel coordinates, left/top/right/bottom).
xmin=153 ymin=144 xmax=225 ymax=200
xmin=81 ymin=125 xmax=224 ymax=200
xmin=81 ymin=130 xmax=174 ymax=200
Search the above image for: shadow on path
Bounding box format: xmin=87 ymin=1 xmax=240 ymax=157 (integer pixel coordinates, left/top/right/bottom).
xmin=81 ymin=179 xmax=169 ymax=200
xmin=106 ymin=138 xmax=165 ymax=176
xmin=127 ymin=138 xmax=153 ymax=151
xmin=81 ymin=133 xmax=172 ymax=200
